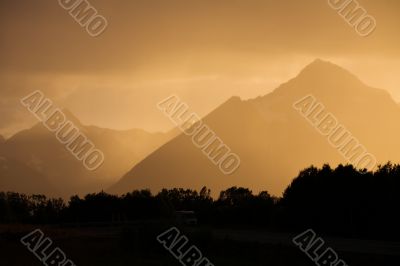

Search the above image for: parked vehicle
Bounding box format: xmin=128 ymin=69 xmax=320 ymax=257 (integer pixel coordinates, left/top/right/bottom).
xmin=175 ymin=211 xmax=198 ymax=225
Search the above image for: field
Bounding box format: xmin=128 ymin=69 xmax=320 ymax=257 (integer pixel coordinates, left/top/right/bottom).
xmin=1 ymin=224 xmax=399 ymax=266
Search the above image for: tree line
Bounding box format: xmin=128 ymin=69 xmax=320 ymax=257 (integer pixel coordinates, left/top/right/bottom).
xmin=1 ymin=163 xmax=399 ymax=240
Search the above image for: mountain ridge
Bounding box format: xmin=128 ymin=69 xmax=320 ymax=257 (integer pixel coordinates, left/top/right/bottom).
xmin=109 ymin=59 xmax=400 ymax=196
xmin=1 ymin=110 xmax=177 ymax=197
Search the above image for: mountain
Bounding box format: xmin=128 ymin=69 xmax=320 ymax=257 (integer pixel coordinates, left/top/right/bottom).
xmin=110 ymin=59 xmax=400 ymax=196
xmin=0 ymin=135 xmax=4 ymax=151
xmin=0 ymin=156 xmax=56 ymax=195
xmin=1 ymin=110 xmax=177 ymax=197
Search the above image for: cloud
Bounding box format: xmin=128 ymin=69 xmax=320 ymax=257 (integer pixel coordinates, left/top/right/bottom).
xmin=1 ymin=0 xmax=399 ymax=74
xmin=0 ymin=0 xmax=399 ymax=136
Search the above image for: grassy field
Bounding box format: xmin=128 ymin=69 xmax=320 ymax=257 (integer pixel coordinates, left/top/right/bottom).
xmin=0 ymin=224 xmax=398 ymax=266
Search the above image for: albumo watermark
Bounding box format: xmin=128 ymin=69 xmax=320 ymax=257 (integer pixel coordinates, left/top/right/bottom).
xmin=21 ymin=90 xmax=105 ymax=171
xmin=58 ymin=0 xmax=108 ymax=37
xmin=158 ymin=95 xmax=240 ymax=175
xmin=21 ymin=229 xmax=76 ymax=266
xmin=327 ymin=0 xmax=376 ymax=37
xmin=157 ymin=227 xmax=215 ymax=266
xmin=293 ymin=229 xmax=348 ymax=266
xmin=293 ymin=94 xmax=376 ymax=173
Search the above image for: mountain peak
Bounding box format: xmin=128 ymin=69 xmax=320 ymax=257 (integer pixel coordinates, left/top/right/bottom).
xmin=28 ymin=108 xmax=83 ymax=134
xmin=254 ymin=59 xmax=374 ymax=106
xmin=61 ymin=108 xmax=83 ymax=127
xmin=302 ymin=59 xmax=345 ymax=72
xmin=308 ymin=58 xmax=331 ymax=65
xmin=296 ymin=59 xmax=361 ymax=85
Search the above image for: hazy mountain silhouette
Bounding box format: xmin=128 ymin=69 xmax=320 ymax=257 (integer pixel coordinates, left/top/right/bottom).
xmin=1 ymin=110 xmax=177 ymax=197
xmin=110 ymin=59 xmax=400 ymax=196
xmin=0 ymin=156 xmax=56 ymax=195
xmin=0 ymin=135 xmax=4 ymax=153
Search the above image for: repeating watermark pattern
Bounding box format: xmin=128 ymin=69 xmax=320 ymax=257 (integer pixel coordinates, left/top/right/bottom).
xmin=158 ymin=95 xmax=240 ymax=175
xmin=293 ymin=94 xmax=376 ymax=173
xmin=327 ymin=0 xmax=376 ymax=37
xmin=57 ymin=0 xmax=108 ymax=37
xmin=293 ymin=229 xmax=348 ymax=266
xmin=157 ymin=227 xmax=215 ymax=266
xmin=21 ymin=229 xmax=76 ymax=266
xmin=21 ymin=90 xmax=105 ymax=171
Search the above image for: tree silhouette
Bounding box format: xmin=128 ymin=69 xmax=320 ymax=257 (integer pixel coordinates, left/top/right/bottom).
xmin=1 ymin=163 xmax=399 ymax=240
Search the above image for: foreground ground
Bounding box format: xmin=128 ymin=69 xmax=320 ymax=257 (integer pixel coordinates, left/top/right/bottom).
xmin=1 ymin=224 xmax=399 ymax=266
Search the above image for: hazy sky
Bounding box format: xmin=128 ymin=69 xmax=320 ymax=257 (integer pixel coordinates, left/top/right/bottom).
xmin=1 ymin=0 xmax=399 ymax=137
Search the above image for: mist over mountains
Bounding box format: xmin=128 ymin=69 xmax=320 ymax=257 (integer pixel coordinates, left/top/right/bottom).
xmin=110 ymin=59 xmax=400 ymax=196
xmin=0 ymin=156 xmax=54 ymax=194
xmin=1 ymin=60 xmax=400 ymax=197
xmin=0 ymin=110 xmax=176 ymax=196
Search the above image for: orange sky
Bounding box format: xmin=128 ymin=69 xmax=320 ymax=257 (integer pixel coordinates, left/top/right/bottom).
xmin=1 ymin=0 xmax=399 ymax=137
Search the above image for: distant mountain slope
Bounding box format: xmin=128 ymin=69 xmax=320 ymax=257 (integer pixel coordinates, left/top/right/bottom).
xmin=110 ymin=59 xmax=400 ymax=196
xmin=0 ymin=156 xmax=55 ymax=195
xmin=1 ymin=111 xmax=177 ymax=196
xmin=0 ymin=135 xmax=4 ymax=153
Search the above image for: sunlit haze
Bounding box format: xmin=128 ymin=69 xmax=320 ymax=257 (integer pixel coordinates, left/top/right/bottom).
xmin=1 ymin=0 xmax=399 ymax=138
